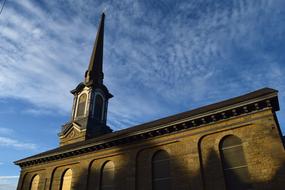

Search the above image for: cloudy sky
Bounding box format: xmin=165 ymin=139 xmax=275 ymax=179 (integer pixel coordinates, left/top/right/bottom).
xmin=0 ymin=0 xmax=285 ymax=189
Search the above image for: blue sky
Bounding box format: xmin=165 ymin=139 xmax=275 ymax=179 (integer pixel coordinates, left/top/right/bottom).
xmin=0 ymin=0 xmax=285 ymax=189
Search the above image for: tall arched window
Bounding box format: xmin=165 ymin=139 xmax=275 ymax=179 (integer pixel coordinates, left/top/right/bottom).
xmin=101 ymin=161 xmax=115 ymax=190
xmin=152 ymin=150 xmax=171 ymax=190
xmin=220 ymin=135 xmax=251 ymax=190
xmin=60 ymin=169 xmax=72 ymax=190
xmin=94 ymin=95 xmax=104 ymax=121
xmin=30 ymin=175 xmax=40 ymax=190
xmin=76 ymin=94 xmax=87 ymax=118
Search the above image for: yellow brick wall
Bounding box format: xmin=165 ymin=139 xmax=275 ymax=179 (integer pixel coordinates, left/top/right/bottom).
xmin=17 ymin=109 xmax=285 ymax=190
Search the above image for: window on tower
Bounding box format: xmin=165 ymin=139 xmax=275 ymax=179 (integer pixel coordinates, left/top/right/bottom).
xmin=76 ymin=93 xmax=87 ymax=118
xmin=94 ymin=94 xmax=104 ymax=121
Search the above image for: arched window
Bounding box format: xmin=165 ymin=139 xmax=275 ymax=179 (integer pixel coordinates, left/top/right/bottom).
xmin=220 ymin=135 xmax=251 ymax=190
xmin=30 ymin=175 xmax=40 ymax=190
xmin=94 ymin=95 xmax=104 ymax=121
xmin=76 ymin=94 xmax=87 ymax=117
xmin=60 ymin=169 xmax=72 ymax=190
xmin=152 ymin=150 xmax=171 ymax=190
xmin=101 ymin=161 xmax=115 ymax=190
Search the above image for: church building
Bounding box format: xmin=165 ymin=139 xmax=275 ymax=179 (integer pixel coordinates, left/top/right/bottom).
xmin=15 ymin=13 xmax=285 ymax=190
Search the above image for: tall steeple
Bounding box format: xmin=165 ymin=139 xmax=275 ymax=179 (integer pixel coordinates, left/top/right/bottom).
xmin=85 ymin=13 xmax=105 ymax=86
xmin=59 ymin=13 xmax=113 ymax=146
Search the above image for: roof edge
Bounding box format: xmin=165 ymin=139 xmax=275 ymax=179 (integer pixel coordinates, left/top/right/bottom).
xmin=14 ymin=87 xmax=279 ymax=166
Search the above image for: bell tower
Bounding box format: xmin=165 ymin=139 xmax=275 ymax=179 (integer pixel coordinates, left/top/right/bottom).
xmin=59 ymin=13 xmax=113 ymax=146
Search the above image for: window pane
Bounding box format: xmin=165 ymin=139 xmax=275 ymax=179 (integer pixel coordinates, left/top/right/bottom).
xmin=220 ymin=136 xmax=251 ymax=190
xmin=224 ymin=167 xmax=250 ymax=184
xmin=101 ymin=161 xmax=115 ymax=190
xmin=221 ymin=136 xmax=241 ymax=148
xmin=76 ymin=94 xmax=87 ymax=117
xmin=153 ymin=151 xmax=169 ymax=160
xmin=222 ymin=146 xmax=246 ymax=169
xmin=153 ymin=160 xmax=170 ymax=178
xmin=152 ymin=150 xmax=171 ymax=190
xmin=61 ymin=169 xmax=72 ymax=190
xmin=153 ymin=179 xmax=171 ymax=190
xmin=30 ymin=175 xmax=39 ymax=190
xmin=94 ymin=95 xmax=104 ymax=121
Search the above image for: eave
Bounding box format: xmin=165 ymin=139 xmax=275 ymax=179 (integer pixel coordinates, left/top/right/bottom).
xmin=14 ymin=88 xmax=279 ymax=168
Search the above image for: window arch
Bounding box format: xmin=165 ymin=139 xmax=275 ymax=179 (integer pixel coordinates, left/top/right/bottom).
xmin=220 ymin=135 xmax=251 ymax=190
xmin=60 ymin=169 xmax=72 ymax=190
xmin=30 ymin=174 xmax=40 ymax=190
xmin=100 ymin=161 xmax=115 ymax=190
xmin=94 ymin=94 xmax=104 ymax=121
xmin=76 ymin=93 xmax=87 ymax=118
xmin=152 ymin=150 xmax=171 ymax=190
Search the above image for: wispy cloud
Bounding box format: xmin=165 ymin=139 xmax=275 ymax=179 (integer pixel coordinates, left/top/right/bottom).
xmin=0 ymin=0 xmax=87 ymax=114
xmin=0 ymin=176 xmax=18 ymax=190
xmin=22 ymin=108 xmax=56 ymax=116
xmin=0 ymin=127 xmax=37 ymax=150
xmin=0 ymin=176 xmax=18 ymax=179
xmin=0 ymin=128 xmax=13 ymax=135
xmin=0 ymin=0 xmax=285 ymax=130
xmin=0 ymin=137 xmax=37 ymax=150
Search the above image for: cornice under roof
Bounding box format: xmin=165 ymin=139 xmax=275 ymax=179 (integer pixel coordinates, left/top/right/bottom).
xmin=14 ymin=87 xmax=279 ymax=167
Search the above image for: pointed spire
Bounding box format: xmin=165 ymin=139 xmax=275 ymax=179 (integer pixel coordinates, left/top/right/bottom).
xmin=85 ymin=13 xmax=105 ymax=85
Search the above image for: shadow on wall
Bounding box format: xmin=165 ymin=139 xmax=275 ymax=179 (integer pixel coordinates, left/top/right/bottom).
xmin=56 ymin=127 xmax=285 ymax=190
xmin=201 ymin=149 xmax=285 ymax=190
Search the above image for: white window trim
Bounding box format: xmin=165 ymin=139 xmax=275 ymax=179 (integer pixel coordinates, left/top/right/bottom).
xmin=71 ymin=95 xmax=78 ymax=119
xmin=74 ymin=92 xmax=88 ymax=118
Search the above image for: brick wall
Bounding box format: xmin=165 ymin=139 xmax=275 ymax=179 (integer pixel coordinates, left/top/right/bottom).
xmin=18 ymin=109 xmax=285 ymax=190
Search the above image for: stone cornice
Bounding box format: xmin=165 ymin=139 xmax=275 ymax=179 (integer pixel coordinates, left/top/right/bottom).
xmin=14 ymin=92 xmax=279 ymax=168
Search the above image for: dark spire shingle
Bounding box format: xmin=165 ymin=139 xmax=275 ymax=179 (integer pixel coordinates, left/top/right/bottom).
xmin=85 ymin=13 xmax=105 ymax=85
